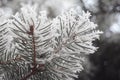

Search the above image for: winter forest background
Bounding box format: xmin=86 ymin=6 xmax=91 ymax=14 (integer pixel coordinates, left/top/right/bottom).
xmin=0 ymin=0 xmax=120 ymax=80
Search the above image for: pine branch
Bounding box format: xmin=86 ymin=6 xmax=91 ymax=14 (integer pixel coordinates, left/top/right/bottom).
xmin=21 ymin=65 xmax=37 ymax=80
xmin=0 ymin=4 xmax=102 ymax=80
xmin=28 ymin=24 xmax=37 ymax=66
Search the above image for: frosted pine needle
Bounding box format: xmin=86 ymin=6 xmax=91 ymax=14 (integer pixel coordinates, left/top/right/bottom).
xmin=0 ymin=4 xmax=102 ymax=80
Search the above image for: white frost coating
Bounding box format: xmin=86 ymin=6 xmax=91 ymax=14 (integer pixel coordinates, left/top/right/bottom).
xmin=0 ymin=4 xmax=102 ymax=80
xmin=0 ymin=10 xmax=15 ymax=61
xmin=49 ymin=7 xmax=102 ymax=80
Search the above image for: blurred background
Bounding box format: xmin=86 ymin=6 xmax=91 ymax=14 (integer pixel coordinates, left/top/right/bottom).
xmin=0 ymin=0 xmax=120 ymax=80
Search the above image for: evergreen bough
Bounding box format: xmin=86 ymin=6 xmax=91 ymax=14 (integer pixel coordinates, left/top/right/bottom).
xmin=0 ymin=4 xmax=102 ymax=80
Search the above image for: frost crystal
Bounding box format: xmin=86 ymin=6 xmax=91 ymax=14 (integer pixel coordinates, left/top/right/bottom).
xmin=0 ymin=4 xmax=102 ymax=80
